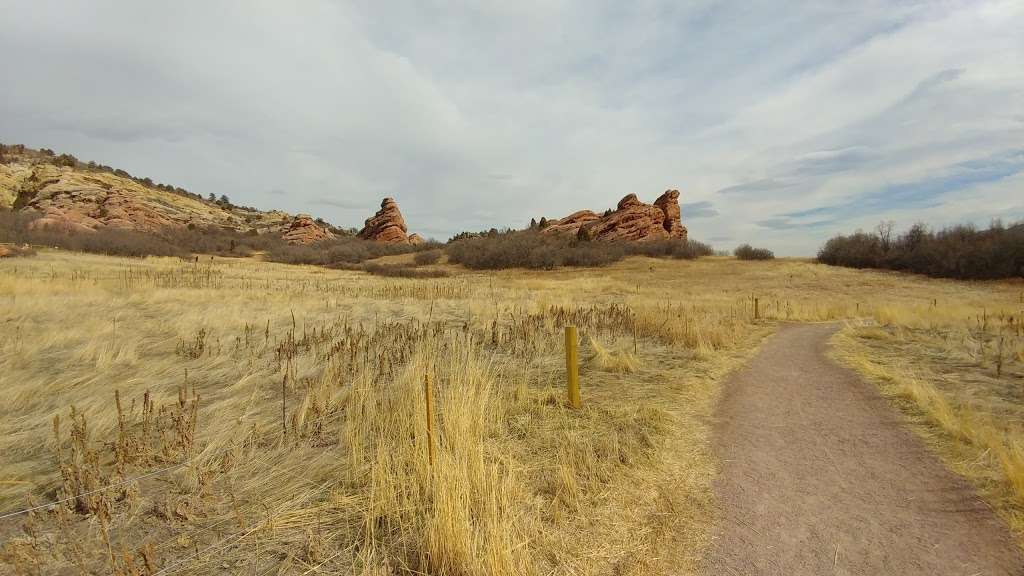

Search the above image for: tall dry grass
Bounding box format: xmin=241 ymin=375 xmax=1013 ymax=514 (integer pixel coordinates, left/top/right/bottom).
xmin=0 ymin=251 xmax=785 ymax=575
xmin=833 ymin=287 xmax=1024 ymax=536
xmin=1 ymin=250 xmax=1021 ymax=573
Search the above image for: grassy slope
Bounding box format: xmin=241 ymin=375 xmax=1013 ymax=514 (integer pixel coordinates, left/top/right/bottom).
xmin=0 ymin=252 xmax=1021 ymax=574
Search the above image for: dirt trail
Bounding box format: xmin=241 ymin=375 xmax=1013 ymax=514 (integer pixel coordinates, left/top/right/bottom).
xmin=703 ymin=323 xmax=1023 ymax=575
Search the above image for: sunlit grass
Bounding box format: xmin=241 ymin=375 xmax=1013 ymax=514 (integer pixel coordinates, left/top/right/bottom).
xmin=0 ymin=249 xmax=1021 ymax=573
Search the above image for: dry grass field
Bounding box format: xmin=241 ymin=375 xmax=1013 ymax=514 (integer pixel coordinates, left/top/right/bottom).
xmin=1 ymin=250 xmax=1022 ymax=575
xmin=833 ymin=290 xmax=1024 ymax=536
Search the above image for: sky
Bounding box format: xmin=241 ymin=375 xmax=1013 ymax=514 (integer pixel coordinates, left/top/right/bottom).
xmin=1 ymin=1 xmax=1022 ymax=255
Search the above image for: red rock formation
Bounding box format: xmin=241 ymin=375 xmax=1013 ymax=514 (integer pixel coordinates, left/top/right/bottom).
xmin=357 ymin=197 xmax=421 ymax=244
xmin=0 ymin=244 xmax=31 ymax=258
xmin=541 ymin=210 xmax=600 ymax=236
xmin=567 ymin=190 xmax=687 ymax=242
xmin=654 ymin=189 xmax=687 ymax=240
xmin=16 ymin=168 xmax=184 ymax=234
xmin=5 ymin=164 xmax=337 ymax=243
xmin=281 ymin=214 xmax=335 ymax=245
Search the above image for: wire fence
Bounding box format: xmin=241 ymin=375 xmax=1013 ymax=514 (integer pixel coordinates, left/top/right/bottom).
xmin=0 ymin=460 xmax=191 ymax=521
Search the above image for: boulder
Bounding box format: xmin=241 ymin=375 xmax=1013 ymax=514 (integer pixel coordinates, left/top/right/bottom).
xmin=541 ymin=210 xmax=600 ymax=236
xmin=27 ymin=206 xmax=99 ymax=234
xmin=0 ymin=244 xmax=32 ymax=258
xmin=407 ymin=233 xmax=425 ymax=245
xmin=358 ymin=197 xmax=420 ymax=244
xmin=281 ymin=214 xmax=335 ymax=245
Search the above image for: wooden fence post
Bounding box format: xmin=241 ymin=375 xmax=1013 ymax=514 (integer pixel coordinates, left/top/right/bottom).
xmin=565 ymin=327 xmax=581 ymax=409
xmin=424 ymin=373 xmax=435 ymax=466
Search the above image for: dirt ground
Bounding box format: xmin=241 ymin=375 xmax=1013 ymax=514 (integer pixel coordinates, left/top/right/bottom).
xmin=703 ymin=323 xmax=1024 ymax=575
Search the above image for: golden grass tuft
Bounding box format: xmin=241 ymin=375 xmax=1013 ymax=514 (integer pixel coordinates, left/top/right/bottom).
xmin=587 ymin=336 xmax=639 ymax=373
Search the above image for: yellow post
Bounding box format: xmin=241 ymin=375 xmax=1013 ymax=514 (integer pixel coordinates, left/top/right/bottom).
xmin=424 ymin=373 xmax=435 ymax=466
xmin=565 ymin=326 xmax=581 ymax=408
xmin=754 ymin=297 xmax=759 ymax=320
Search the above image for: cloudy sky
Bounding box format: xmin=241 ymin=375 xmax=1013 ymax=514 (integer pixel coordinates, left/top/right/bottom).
xmin=2 ymin=1 xmax=1022 ymax=254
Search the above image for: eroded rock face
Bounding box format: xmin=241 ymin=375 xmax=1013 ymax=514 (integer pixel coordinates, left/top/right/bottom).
xmin=2 ymin=163 xmax=344 ymax=244
xmin=654 ymin=189 xmax=687 ymax=240
xmin=541 ymin=210 xmax=600 ymax=236
xmin=574 ymin=191 xmax=688 ymax=242
xmin=281 ymin=214 xmax=335 ymax=245
xmin=407 ymin=233 xmax=425 ymax=245
xmin=14 ymin=166 xmax=188 ymax=234
xmin=357 ymin=197 xmax=421 ymax=244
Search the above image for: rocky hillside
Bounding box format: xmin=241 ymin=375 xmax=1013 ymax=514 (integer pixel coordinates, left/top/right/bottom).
xmin=541 ymin=190 xmax=688 ymax=242
xmin=0 ymin=145 xmax=336 ymax=245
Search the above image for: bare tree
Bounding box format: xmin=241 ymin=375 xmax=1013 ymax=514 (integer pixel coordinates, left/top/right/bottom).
xmin=876 ymin=220 xmax=894 ymax=251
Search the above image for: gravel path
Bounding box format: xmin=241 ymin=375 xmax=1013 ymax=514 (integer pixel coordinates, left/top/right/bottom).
xmin=703 ymin=323 xmax=1023 ymax=575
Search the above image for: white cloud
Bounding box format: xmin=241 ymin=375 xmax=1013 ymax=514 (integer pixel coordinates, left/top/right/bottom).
xmin=0 ymin=0 xmax=1021 ymax=252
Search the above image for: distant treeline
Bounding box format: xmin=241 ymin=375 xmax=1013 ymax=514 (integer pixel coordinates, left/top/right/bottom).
xmin=817 ymin=220 xmax=1024 ymax=280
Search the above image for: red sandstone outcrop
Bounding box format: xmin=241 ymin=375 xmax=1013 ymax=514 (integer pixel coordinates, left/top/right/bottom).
xmin=357 ymin=197 xmax=421 ymax=244
xmin=547 ymin=190 xmax=687 ymax=242
xmin=15 ymin=167 xmax=186 ymax=233
xmin=541 ymin=210 xmax=600 ymax=236
xmin=653 ymin=189 xmax=686 ymax=239
xmin=281 ymin=214 xmax=335 ymax=245
xmin=1 ymin=162 xmax=352 ymax=244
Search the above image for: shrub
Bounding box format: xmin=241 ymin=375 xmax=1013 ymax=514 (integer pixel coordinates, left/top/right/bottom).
xmin=734 ymin=244 xmax=775 ymax=260
xmin=161 ymin=226 xmax=286 ymax=257
xmin=266 ymin=236 xmax=440 ymax=266
xmin=413 ymin=249 xmax=442 ymax=266
xmin=446 ymin=230 xmax=569 ymax=270
xmin=54 ymin=153 xmax=78 ymax=167
xmin=626 ymin=239 xmax=715 ymax=260
xmin=445 ymin=229 xmax=713 ymax=270
xmin=0 ymin=212 xmax=185 ymax=258
xmin=817 ymin=220 xmax=1024 ymax=280
xmin=0 ymin=211 xmax=297 ymax=259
